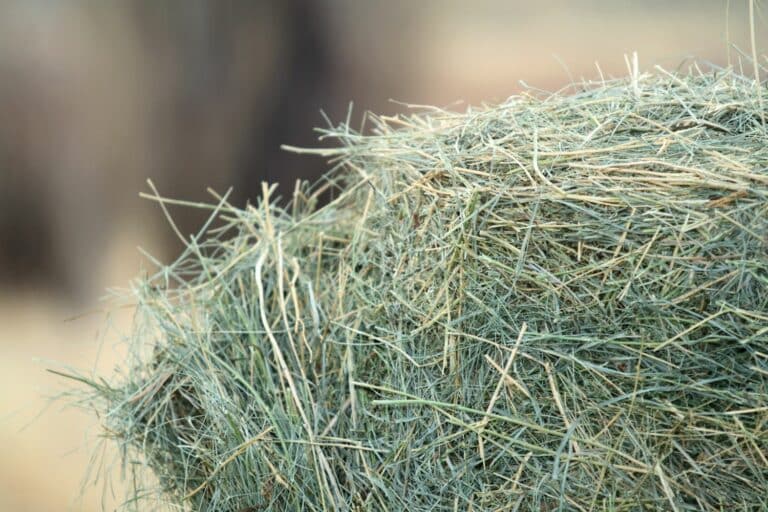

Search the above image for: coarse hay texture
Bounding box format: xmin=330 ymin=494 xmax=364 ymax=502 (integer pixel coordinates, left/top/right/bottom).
xmin=79 ymin=64 xmax=767 ymax=511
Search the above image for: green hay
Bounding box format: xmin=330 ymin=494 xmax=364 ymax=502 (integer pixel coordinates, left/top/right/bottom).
xmin=80 ymin=64 xmax=767 ymax=511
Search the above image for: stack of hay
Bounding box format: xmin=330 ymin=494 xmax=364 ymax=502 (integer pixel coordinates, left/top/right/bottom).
xmin=84 ymin=66 xmax=767 ymax=511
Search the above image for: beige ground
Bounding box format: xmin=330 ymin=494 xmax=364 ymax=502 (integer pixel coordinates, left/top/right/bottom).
xmin=0 ymin=293 xmax=128 ymax=511
xmin=0 ymin=229 xmax=150 ymax=511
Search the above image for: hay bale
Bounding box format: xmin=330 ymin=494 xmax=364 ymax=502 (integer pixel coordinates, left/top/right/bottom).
xmin=83 ymin=66 xmax=767 ymax=511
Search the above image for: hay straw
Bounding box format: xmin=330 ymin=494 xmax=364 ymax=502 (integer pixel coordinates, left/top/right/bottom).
xmin=73 ymin=63 xmax=767 ymax=511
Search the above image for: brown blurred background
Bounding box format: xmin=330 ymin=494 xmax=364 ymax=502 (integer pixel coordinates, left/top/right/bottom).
xmin=0 ymin=1 xmax=763 ymax=510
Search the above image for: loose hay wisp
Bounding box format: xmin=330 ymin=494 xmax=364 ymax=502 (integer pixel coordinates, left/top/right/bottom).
xmin=81 ymin=65 xmax=767 ymax=511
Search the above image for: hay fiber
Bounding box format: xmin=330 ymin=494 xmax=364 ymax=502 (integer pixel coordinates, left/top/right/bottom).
xmin=79 ymin=64 xmax=768 ymax=511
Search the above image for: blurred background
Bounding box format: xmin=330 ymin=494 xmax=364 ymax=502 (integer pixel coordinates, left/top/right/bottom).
xmin=0 ymin=1 xmax=763 ymax=509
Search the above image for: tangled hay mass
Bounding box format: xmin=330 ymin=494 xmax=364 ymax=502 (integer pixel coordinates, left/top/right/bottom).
xmin=80 ymin=64 xmax=767 ymax=511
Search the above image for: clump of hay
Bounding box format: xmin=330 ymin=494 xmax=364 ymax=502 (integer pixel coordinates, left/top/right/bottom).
xmin=81 ymin=64 xmax=767 ymax=511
